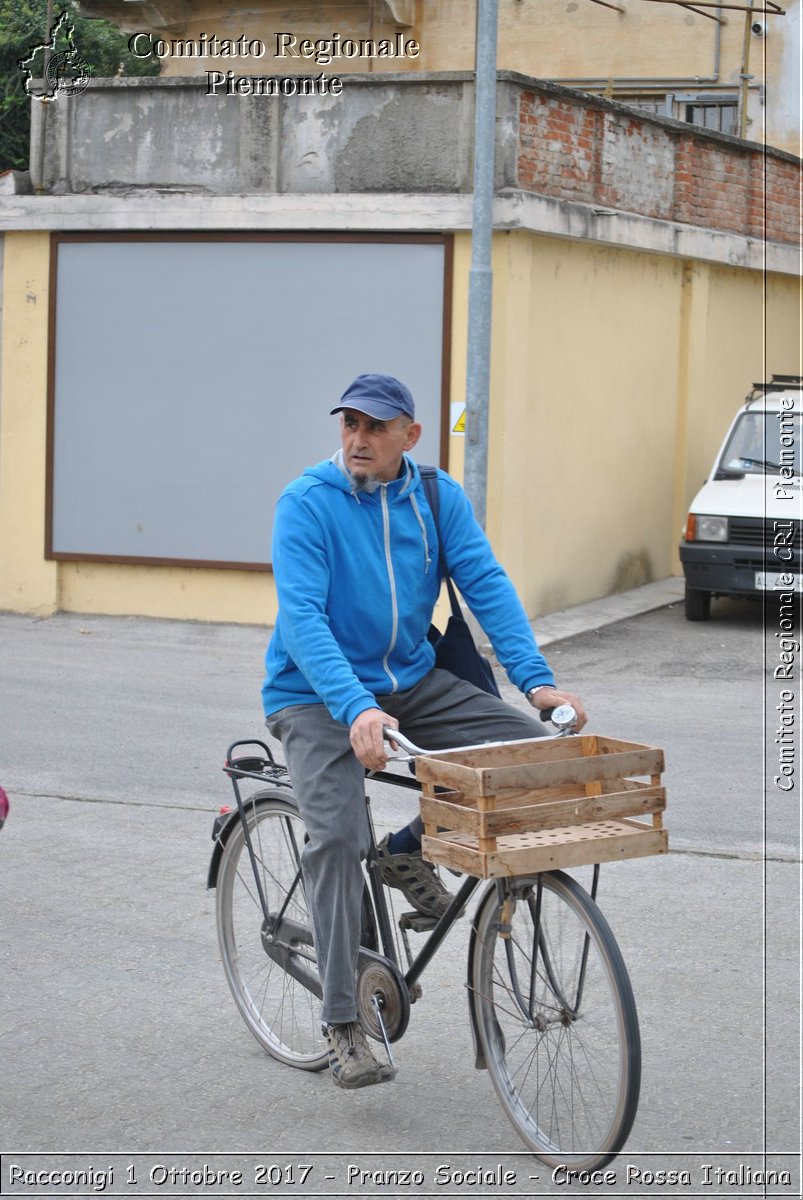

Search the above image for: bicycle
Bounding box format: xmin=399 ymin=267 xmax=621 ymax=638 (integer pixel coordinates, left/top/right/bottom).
xmin=207 ymin=708 xmax=642 ymax=1171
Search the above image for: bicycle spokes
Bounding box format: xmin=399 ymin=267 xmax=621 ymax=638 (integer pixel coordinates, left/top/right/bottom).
xmin=501 ymin=881 xmax=589 ymax=1026
xmin=216 ymin=794 xmax=328 ymax=1070
xmin=470 ymin=871 xmax=640 ymax=1169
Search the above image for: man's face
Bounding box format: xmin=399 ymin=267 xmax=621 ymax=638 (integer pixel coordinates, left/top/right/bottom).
xmin=340 ymin=409 xmax=421 ymax=483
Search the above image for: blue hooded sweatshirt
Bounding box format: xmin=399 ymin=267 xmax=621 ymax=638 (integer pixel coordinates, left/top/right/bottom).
xmin=262 ymin=454 xmax=554 ymax=725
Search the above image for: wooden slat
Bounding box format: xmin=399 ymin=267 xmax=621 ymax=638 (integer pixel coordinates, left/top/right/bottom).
xmin=423 ymin=819 xmax=668 ymax=879
xmin=416 ymin=734 xmax=595 ymax=774
xmin=594 ymin=736 xmax=658 ymax=755
xmin=420 ymin=796 xmax=483 ymax=837
xmin=476 ymin=747 xmax=664 ymax=794
xmin=476 ymin=749 xmax=662 ymax=795
xmin=467 ymin=776 xmax=641 ymax=807
xmin=419 ymin=784 xmax=587 ymax=837
xmin=420 ymin=784 xmax=665 ymax=839
xmin=415 ymin=736 xmax=664 ymax=797
xmin=416 ymin=734 xmax=658 ymax=771
xmin=415 ymin=734 xmax=659 ymax=788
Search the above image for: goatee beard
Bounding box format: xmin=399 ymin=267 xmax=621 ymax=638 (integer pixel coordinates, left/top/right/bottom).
xmin=351 ymin=473 xmax=381 ymax=495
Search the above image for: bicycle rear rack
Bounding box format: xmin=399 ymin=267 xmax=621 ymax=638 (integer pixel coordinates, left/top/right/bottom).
xmin=224 ymin=739 xmax=291 ymax=787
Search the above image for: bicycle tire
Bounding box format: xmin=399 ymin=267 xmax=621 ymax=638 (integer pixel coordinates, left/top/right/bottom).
xmin=215 ymin=790 xmax=328 ymax=1071
xmin=469 ymin=869 xmax=641 ymax=1170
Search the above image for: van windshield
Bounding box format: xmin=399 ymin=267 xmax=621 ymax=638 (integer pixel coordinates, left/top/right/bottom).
xmin=719 ymin=410 xmax=802 ymax=477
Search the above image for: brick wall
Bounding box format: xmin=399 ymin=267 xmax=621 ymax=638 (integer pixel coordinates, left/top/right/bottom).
xmin=518 ymin=90 xmax=801 ymax=246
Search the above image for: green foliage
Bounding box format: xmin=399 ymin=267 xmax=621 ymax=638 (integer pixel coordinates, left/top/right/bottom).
xmin=0 ymin=1 xmax=160 ymax=171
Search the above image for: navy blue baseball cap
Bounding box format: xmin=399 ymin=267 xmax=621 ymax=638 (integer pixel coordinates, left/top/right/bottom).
xmin=331 ymin=373 xmax=415 ymax=421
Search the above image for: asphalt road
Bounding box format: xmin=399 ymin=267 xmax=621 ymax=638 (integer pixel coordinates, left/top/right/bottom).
xmin=0 ymin=598 xmax=799 ymax=1198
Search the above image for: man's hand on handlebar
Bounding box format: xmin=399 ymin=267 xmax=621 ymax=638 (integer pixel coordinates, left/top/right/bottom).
xmin=528 ymin=685 xmax=587 ymax=731
xmin=350 ymin=708 xmax=399 ymax=771
xmin=351 ymin=687 xmax=586 ymax=769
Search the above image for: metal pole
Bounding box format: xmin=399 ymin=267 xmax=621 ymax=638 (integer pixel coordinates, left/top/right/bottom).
xmin=35 ymin=0 xmax=55 ymax=193
xmin=43 ymin=0 xmax=54 ymax=79
xmin=464 ymin=0 xmax=498 ymax=531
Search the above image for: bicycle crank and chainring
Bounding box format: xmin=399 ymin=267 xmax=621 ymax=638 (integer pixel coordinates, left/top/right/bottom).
xmin=355 ymin=949 xmax=410 ymax=1043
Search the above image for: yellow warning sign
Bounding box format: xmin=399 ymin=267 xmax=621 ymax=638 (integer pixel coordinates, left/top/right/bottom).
xmin=452 ymin=407 xmax=466 ymax=434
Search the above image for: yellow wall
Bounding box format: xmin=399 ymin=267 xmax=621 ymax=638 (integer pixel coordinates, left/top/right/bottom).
xmin=1 ymin=229 xmax=799 ymax=625
xmin=145 ymin=0 xmax=763 ymax=90
xmin=451 ymin=230 xmax=799 ymax=617
xmin=0 ymin=233 xmax=58 ymax=616
xmin=157 ymin=3 xmax=422 ymax=76
xmin=58 ymin=562 xmax=276 ymax=625
xmin=413 ymin=0 xmax=754 ymax=88
xmin=673 ymin=262 xmax=801 ymax=550
xmin=485 ymin=231 xmax=684 ymax=615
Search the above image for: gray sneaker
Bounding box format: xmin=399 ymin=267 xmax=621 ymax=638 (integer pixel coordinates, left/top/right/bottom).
xmin=323 ymin=1020 xmax=394 ymax=1090
xmin=377 ymin=835 xmax=452 ymax=919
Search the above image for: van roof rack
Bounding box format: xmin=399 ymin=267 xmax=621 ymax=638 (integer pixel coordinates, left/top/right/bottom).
xmin=746 ymin=374 xmax=803 ymax=405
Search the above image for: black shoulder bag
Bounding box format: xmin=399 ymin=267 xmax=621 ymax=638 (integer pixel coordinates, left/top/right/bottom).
xmin=420 ymin=466 xmax=501 ymax=698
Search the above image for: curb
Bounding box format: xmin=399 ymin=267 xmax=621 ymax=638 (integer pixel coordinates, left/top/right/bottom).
xmin=472 ymin=576 xmax=684 ymax=655
xmin=534 ymin=576 xmax=685 ymax=648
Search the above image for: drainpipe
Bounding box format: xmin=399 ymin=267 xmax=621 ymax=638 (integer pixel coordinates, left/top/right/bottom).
xmin=739 ymin=0 xmax=755 ymax=138
xmin=464 ymin=0 xmax=498 ymax=532
xmin=714 ymin=6 xmax=723 ymax=80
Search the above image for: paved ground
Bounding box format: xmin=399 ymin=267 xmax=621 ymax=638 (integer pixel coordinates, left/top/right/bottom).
xmin=0 ymin=579 xmax=799 ymax=1198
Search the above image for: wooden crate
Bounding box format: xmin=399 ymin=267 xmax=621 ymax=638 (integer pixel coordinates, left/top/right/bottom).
xmin=416 ymin=734 xmax=667 ymax=879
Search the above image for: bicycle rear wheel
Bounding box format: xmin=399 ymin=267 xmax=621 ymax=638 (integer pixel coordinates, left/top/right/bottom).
xmin=469 ymin=870 xmax=640 ymax=1170
xmin=215 ymin=790 xmax=328 ymax=1070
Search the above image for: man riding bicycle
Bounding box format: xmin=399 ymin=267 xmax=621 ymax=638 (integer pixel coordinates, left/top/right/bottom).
xmin=263 ymin=373 xmax=585 ymax=1090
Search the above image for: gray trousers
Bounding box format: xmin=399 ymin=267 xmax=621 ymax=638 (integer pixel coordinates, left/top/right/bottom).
xmin=266 ymin=668 xmax=545 ymax=1025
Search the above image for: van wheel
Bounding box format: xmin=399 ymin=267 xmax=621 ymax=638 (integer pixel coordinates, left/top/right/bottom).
xmin=685 ymin=584 xmax=711 ymax=621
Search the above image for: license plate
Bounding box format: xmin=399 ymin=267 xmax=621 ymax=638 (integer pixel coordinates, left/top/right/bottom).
xmin=755 ymin=572 xmax=803 ymax=592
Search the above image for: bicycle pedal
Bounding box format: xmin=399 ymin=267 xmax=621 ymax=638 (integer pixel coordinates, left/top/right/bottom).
xmin=399 ymin=911 xmax=438 ymax=933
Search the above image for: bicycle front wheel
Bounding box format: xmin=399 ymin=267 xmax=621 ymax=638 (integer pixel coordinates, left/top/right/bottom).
xmin=215 ymin=790 xmax=328 ymax=1071
xmin=470 ymin=870 xmax=640 ymax=1170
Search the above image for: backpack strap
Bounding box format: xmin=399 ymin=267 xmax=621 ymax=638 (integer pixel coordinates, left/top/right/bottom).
xmin=419 ymin=464 xmax=439 ymax=523
xmin=419 ymin=465 xmax=461 ymax=620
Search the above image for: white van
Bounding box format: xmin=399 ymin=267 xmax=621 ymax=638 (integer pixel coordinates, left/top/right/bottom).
xmin=679 ymin=375 xmax=802 ymax=620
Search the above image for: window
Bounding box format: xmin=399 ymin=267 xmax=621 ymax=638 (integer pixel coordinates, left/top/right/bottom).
xmin=680 ymin=97 xmax=738 ymax=136
xmin=720 ymin=411 xmax=802 ymax=477
xmin=616 ymin=92 xmax=739 ymax=136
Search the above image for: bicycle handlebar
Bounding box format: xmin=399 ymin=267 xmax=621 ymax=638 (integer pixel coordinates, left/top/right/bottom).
xmin=382 ymin=704 xmax=579 ymax=760
xmin=538 ymin=703 xmax=578 ymax=731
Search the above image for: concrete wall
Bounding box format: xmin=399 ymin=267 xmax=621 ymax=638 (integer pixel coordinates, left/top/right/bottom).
xmin=34 ymin=75 xmax=478 ymax=197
